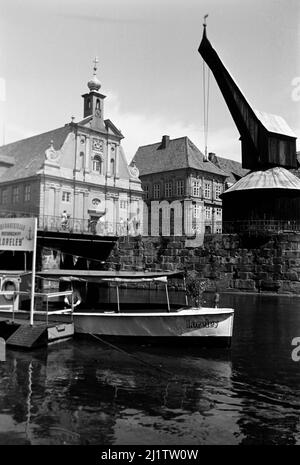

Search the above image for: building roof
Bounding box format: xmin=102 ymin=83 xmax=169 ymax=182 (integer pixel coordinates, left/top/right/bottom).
xmin=78 ymin=116 xmax=124 ymax=138
xmin=209 ymin=154 xmax=249 ymax=184
xmin=133 ymin=136 xmax=228 ymax=177
xmin=222 ymin=167 xmax=300 ymax=195
xmin=0 ymin=126 xmax=71 ymax=183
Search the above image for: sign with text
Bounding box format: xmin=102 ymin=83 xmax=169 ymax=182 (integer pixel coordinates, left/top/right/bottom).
xmin=0 ymin=218 xmax=36 ymax=251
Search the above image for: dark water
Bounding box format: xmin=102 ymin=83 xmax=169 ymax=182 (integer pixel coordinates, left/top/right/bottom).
xmin=0 ymin=293 xmax=300 ymax=445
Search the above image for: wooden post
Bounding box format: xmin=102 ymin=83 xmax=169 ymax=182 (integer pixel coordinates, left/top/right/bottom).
xmin=116 ymin=283 xmax=120 ymax=313
xmin=46 ymin=296 xmax=49 ymax=326
xmin=165 ymin=282 xmax=170 ymax=312
xmin=183 ymin=276 xmax=188 ymax=306
xmin=29 ymin=218 xmax=37 ymax=326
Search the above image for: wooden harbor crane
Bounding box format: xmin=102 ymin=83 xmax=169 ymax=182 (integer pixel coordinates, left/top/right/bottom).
xmin=198 ymin=19 xmax=297 ymax=171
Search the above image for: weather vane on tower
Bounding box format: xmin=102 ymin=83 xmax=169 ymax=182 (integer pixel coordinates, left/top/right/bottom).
xmin=203 ymin=14 xmax=208 ymax=28
xmin=93 ymin=57 xmax=99 ymax=76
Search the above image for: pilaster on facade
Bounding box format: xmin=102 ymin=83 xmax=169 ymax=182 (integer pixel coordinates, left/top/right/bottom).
xmin=54 ymin=186 xmax=63 ymax=218
xmin=115 ymin=145 xmax=120 ymax=179
xmin=183 ymin=199 xmax=193 ymax=236
xmin=84 ymin=136 xmax=90 ymax=174
xmin=150 ymin=201 xmax=160 ymax=236
xmin=82 ymin=191 xmax=90 ymax=222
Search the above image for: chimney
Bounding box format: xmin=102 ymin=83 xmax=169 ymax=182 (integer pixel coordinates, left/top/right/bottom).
xmin=160 ymin=135 xmax=170 ymax=149
xmin=208 ymin=152 xmax=217 ymax=164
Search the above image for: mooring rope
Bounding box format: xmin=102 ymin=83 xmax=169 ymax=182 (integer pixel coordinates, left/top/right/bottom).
xmin=203 ymin=60 xmax=210 ymax=160
xmin=85 ymin=330 xmax=178 ymax=379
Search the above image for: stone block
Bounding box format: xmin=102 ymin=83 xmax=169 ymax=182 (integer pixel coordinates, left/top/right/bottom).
xmin=233 ymin=279 xmax=256 ymax=291
xmin=259 ymin=279 xmax=280 ymax=292
xmin=278 ymin=280 xmax=300 ymax=294
xmin=284 ymin=271 xmax=299 ymax=281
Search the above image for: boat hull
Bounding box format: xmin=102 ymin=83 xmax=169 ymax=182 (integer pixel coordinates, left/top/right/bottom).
xmin=73 ymin=307 xmax=234 ymax=347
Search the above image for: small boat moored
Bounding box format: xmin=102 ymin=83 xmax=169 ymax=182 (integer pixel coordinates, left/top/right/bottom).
xmin=37 ymin=270 xmax=234 ymax=347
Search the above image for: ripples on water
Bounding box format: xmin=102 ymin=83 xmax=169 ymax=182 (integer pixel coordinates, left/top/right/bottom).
xmin=0 ymin=293 xmax=299 ymax=445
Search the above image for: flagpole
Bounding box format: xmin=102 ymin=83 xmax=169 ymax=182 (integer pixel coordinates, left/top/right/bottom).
xmin=30 ymin=218 xmax=37 ymax=326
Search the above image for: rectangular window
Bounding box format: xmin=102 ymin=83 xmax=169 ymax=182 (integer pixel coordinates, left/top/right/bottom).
xmin=165 ymin=182 xmax=172 ymax=198
xmin=144 ymin=185 xmax=149 ymax=200
xmin=2 ymin=189 xmax=8 ymax=205
xmin=192 ymin=180 xmax=201 ymax=197
xmin=12 ymin=187 xmax=20 ymax=204
xmin=205 ymin=206 xmax=212 ymax=220
xmin=176 ymin=180 xmax=184 ymax=196
xmin=193 ymin=204 xmax=201 ymax=218
xmin=216 ymin=207 xmax=222 ymax=218
xmin=215 ymin=183 xmax=223 ymax=199
xmin=62 ymin=191 xmax=71 ymax=202
xmin=120 ymin=200 xmax=128 ymax=209
xmin=153 ymin=183 xmax=160 ymax=199
xmin=204 ymin=181 xmax=211 ymax=199
xmin=24 ymin=184 xmax=31 ymax=202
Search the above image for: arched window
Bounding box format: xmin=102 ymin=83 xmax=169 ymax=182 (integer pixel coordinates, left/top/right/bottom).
xmin=87 ymin=98 xmax=91 ymax=110
xmin=110 ymin=158 xmax=115 ymax=175
xmin=96 ymin=99 xmax=100 ymax=109
xmin=92 ymin=155 xmax=103 ymax=174
xmin=170 ymin=208 xmax=174 ymax=236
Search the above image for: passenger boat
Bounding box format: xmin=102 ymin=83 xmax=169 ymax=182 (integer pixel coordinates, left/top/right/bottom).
xmin=37 ymin=270 xmax=234 ymax=347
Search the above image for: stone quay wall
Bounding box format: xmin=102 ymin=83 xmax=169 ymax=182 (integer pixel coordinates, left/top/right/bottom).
xmin=106 ymin=233 xmax=300 ymax=295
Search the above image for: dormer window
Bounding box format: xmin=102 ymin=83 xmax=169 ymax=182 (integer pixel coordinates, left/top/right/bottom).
xmin=92 ymin=155 xmax=103 ymax=174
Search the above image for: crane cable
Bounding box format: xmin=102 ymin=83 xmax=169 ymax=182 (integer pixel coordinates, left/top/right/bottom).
xmin=203 ymin=59 xmax=210 ymax=161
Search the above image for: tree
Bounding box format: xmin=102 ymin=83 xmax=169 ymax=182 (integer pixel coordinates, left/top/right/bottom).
xmin=185 ymin=271 xmax=209 ymax=307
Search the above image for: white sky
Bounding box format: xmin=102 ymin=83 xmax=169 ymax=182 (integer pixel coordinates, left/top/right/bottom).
xmin=0 ymin=0 xmax=299 ymax=162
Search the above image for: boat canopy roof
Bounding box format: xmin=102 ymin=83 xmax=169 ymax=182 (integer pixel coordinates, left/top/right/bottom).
xmin=36 ymin=269 xmax=184 ymax=283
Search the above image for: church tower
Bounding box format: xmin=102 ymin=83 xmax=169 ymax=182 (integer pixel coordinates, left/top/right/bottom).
xmin=82 ymin=57 xmax=106 ymax=131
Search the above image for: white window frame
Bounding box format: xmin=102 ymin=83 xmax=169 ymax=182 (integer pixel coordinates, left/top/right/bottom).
xmin=215 ymin=183 xmax=223 ymax=199
xmin=216 ymin=207 xmax=222 ymax=218
xmin=62 ymin=191 xmax=71 ymax=203
xmin=193 ymin=204 xmax=201 ymax=218
xmin=192 ymin=180 xmax=200 ymax=197
xmin=12 ymin=186 xmax=20 ymax=204
xmin=165 ymin=182 xmax=172 ymax=198
xmin=153 ymin=183 xmax=160 ymax=199
xmin=92 ymin=155 xmax=103 ymax=174
xmin=176 ymin=179 xmax=184 ymax=196
xmin=144 ymin=185 xmax=149 ymax=199
xmin=24 ymin=184 xmax=31 ymax=202
xmin=2 ymin=189 xmax=8 ymax=205
xmin=205 ymin=206 xmax=212 ymax=220
xmin=204 ymin=181 xmax=211 ymax=199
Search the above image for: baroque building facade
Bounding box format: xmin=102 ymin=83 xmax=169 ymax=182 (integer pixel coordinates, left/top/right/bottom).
xmin=0 ymin=60 xmax=143 ymax=237
xmin=133 ymin=135 xmax=228 ymax=236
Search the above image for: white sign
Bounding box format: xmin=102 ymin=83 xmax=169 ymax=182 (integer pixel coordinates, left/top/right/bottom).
xmin=0 ymin=218 xmax=36 ymax=251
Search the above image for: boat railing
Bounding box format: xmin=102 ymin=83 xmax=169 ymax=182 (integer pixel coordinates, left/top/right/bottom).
xmin=0 ymin=290 xmax=74 ymax=325
xmin=102 ymin=276 xmax=176 ymax=313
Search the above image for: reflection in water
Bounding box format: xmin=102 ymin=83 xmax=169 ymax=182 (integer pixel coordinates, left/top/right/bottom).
xmin=0 ymin=293 xmax=299 ymax=444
